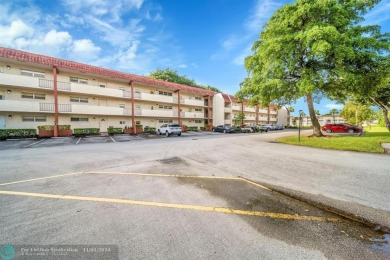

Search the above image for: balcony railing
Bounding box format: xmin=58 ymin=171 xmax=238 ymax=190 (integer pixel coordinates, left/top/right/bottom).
xmin=39 ymin=103 xmax=72 ymax=112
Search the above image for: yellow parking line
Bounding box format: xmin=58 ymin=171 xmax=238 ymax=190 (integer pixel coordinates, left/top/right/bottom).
xmin=239 ymin=178 xmax=271 ymax=191
xmin=0 ymin=190 xmax=341 ymax=222
xmin=85 ymin=171 xmax=243 ymax=181
xmin=0 ymin=172 xmax=83 ymax=186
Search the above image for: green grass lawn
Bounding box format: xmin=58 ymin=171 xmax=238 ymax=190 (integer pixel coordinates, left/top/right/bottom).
xmin=277 ymin=126 xmax=390 ymax=153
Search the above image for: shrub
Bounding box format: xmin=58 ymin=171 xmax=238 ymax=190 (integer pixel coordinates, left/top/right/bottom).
xmin=0 ymin=129 xmax=36 ymax=139
xmin=73 ymin=128 xmax=100 ymax=136
xmin=38 ymin=125 xmax=71 ymax=130
xmin=187 ymin=126 xmax=199 ymax=131
xmin=144 ymin=127 xmax=156 ymax=134
xmin=107 ymin=128 xmax=123 ymax=135
xmin=200 ymin=127 xmax=206 ymax=131
xmin=136 ymin=124 xmax=143 ymax=129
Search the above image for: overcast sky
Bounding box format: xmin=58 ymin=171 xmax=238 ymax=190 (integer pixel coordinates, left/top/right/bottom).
xmin=1 ymin=0 xmax=389 ymax=115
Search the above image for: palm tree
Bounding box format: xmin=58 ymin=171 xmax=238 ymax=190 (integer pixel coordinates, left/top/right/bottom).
xmin=330 ymin=109 xmax=339 ymax=124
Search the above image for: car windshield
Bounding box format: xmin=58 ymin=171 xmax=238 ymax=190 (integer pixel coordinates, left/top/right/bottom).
xmin=170 ymin=124 xmax=180 ymax=127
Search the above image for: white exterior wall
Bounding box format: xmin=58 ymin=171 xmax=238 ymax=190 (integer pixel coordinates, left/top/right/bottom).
xmin=277 ymin=107 xmax=289 ymax=126
xmin=212 ymin=93 xmax=225 ymax=126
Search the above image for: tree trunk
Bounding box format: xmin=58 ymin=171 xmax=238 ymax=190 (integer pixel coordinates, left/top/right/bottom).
xmin=381 ymin=107 xmax=390 ymax=132
xmin=306 ymin=93 xmax=323 ymax=137
xmin=267 ymin=104 xmax=270 ymax=124
xmin=371 ymin=97 xmax=390 ymax=132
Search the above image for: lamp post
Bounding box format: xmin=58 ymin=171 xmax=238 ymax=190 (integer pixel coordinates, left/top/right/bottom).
xmin=298 ymin=110 xmax=303 ymax=142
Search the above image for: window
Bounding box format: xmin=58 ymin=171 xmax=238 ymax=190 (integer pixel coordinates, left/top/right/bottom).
xmin=158 ymin=91 xmax=172 ymax=96
xmin=119 ymin=104 xmax=125 ymax=108
xmin=0 ymin=95 xmax=3 ymax=100
xmin=195 ymin=97 xmax=202 ymax=100
xmin=136 ymin=121 xmax=141 ymax=125
xmin=195 ymin=108 xmax=202 ymax=112
xmin=70 ymin=77 xmax=88 ymax=84
xmin=158 ymin=105 xmax=172 ymax=110
xmin=71 ymin=117 xmax=89 ymax=122
xmin=20 ymin=69 xmax=45 ymax=78
xmin=194 ymin=120 xmax=202 ymax=123
xmin=22 ymin=116 xmax=46 ymax=122
xmin=159 ymin=119 xmax=173 ymax=123
xmin=99 ymin=84 xmax=106 ymax=88
xmin=120 ymin=121 xmax=126 ymax=124
xmin=70 ymin=97 xmax=88 ymax=103
xmin=21 ymin=92 xmax=46 ymax=100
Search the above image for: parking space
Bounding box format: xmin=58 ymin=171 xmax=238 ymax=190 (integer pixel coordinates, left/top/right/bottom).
xmin=28 ymin=137 xmax=78 ymax=148
xmin=109 ymin=134 xmax=144 ymax=142
xmin=0 ymin=139 xmax=37 ymax=150
xmin=0 ymin=171 xmax=388 ymax=259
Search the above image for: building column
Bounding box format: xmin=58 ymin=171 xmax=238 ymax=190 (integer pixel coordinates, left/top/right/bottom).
xmin=53 ymin=66 xmax=59 ymax=137
xmin=207 ymin=95 xmax=211 ymax=129
xmin=130 ymin=81 xmax=136 ymax=134
xmin=176 ymin=90 xmax=181 ymax=125
xmin=255 ymin=103 xmax=259 ymax=125
xmin=267 ymin=104 xmax=270 ymax=124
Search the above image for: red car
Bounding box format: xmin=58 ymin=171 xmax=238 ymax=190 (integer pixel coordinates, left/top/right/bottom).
xmin=322 ymin=123 xmax=362 ymax=133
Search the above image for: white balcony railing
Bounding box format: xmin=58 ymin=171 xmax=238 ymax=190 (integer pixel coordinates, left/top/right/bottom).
xmin=183 ymin=112 xmax=203 ymax=118
xmin=244 ymin=107 xmax=256 ymax=113
xmin=224 ymin=107 xmax=231 ymax=113
xmin=0 ymin=100 xmax=40 ymax=112
xmin=232 ymin=105 xmax=241 ymax=111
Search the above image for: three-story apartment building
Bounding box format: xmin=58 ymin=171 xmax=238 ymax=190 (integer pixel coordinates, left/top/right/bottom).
xmin=0 ymin=47 xmax=288 ymax=135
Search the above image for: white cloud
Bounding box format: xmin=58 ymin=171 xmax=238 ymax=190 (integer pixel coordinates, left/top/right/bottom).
xmin=245 ymin=0 xmax=283 ymax=32
xmin=324 ymin=104 xmax=343 ymax=110
xmin=362 ymin=2 xmax=390 ymax=26
xmin=71 ymin=39 xmax=101 ymax=59
xmin=0 ymin=20 xmax=34 ymax=46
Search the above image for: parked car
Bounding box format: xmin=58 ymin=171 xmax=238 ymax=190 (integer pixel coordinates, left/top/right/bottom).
xmin=260 ymin=124 xmax=275 ymax=131
xmin=321 ymin=123 xmax=362 ymax=133
xmin=157 ymin=124 xmax=182 ymax=137
xmin=212 ymin=125 xmax=235 ymax=133
xmin=275 ymin=124 xmax=284 ymax=130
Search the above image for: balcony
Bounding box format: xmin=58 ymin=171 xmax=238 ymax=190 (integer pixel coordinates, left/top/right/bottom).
xmin=184 ymin=99 xmax=204 ymax=107
xmin=135 ymin=109 xmax=175 ymax=117
xmin=38 ymin=102 xmax=130 ymax=116
xmin=183 ymin=112 xmax=203 ymax=118
xmin=0 ymin=73 xmax=40 ymax=89
xmin=138 ymin=92 xmax=174 ymax=103
xmin=70 ymin=82 xmax=126 ymax=99
xmin=232 ymin=105 xmax=241 ymax=111
xmin=224 ymin=107 xmax=231 ymax=113
xmin=0 ymin=100 xmax=40 ymax=113
xmin=244 ymin=107 xmax=256 ymax=113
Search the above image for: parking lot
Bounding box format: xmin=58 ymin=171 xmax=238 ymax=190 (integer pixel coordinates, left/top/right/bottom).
xmin=1 ymin=170 xmax=388 ymax=259
xmin=0 ymin=131 xmax=264 ymax=150
xmin=1 ymin=129 xmax=389 ymax=259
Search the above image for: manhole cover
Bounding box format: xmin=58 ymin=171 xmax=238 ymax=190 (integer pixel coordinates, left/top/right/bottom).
xmin=158 ymin=157 xmax=183 ymax=164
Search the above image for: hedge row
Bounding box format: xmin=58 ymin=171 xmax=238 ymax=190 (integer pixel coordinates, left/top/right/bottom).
xmin=144 ymin=127 xmax=156 ymax=134
xmin=108 ymin=128 xmax=123 ymax=135
xmin=187 ymin=126 xmax=199 ymax=131
xmin=73 ymin=128 xmax=100 ymax=135
xmin=37 ymin=125 xmax=71 ymax=130
xmin=0 ymin=129 xmax=37 ymax=139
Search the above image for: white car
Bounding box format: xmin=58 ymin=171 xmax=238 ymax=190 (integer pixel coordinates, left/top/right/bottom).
xmin=157 ymin=124 xmax=182 ymax=137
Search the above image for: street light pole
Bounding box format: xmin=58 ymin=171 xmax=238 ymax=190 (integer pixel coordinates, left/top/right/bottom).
xmin=298 ymin=110 xmax=303 ymax=142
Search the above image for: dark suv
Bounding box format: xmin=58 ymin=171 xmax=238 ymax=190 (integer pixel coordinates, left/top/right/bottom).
xmin=212 ymin=125 xmax=235 ymax=133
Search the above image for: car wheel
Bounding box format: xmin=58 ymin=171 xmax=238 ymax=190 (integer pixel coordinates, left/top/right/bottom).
xmin=157 ymin=130 xmax=161 ymax=135
xmin=178 ymin=133 xmax=181 ymax=136
xmin=165 ymin=131 xmax=169 ymax=137
xmin=347 ymin=129 xmax=354 ymax=133
xmin=325 ymin=129 xmax=332 ymax=133
xmin=223 ymin=130 xmax=226 ymax=133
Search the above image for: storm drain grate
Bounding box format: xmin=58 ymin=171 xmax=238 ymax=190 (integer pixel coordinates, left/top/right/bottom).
xmin=158 ymin=157 xmax=183 ymax=164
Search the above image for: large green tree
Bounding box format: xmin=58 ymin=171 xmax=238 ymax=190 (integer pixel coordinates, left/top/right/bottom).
xmin=340 ymin=101 xmax=376 ymax=126
xmin=242 ymin=0 xmax=388 ymax=137
xmin=148 ymin=68 xmax=221 ymax=93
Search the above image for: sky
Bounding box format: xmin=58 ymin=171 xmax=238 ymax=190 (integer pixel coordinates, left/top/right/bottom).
xmin=0 ymin=0 xmax=389 ymax=116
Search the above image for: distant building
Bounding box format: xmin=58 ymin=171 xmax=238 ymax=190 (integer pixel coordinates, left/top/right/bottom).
xmin=290 ymin=115 xmax=346 ymax=127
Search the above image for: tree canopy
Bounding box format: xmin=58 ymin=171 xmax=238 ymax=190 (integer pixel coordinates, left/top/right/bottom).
xmin=241 ymin=0 xmax=389 ymax=136
xmin=340 ymin=101 xmax=376 ymax=126
xmin=148 ymin=68 xmax=221 ymax=93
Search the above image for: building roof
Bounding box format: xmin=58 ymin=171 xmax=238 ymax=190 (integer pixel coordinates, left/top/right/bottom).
xmin=0 ymin=47 xmax=215 ymax=96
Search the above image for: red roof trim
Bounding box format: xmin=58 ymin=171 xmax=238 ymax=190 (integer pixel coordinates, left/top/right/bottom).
xmin=0 ymin=47 xmax=215 ymax=96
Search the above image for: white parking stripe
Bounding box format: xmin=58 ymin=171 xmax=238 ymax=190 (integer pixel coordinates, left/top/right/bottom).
xmin=109 ymin=136 xmax=116 ymax=142
xmin=24 ymin=139 xmax=45 ymax=148
xmin=75 ymin=137 xmax=82 ymax=145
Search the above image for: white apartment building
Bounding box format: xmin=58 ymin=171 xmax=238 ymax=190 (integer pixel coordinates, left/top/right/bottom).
xmin=0 ymin=47 xmax=287 ymax=135
xmin=290 ymin=115 xmax=346 ymax=127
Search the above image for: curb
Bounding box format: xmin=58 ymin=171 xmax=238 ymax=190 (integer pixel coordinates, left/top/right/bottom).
xmin=242 ymin=178 xmax=390 ymax=233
